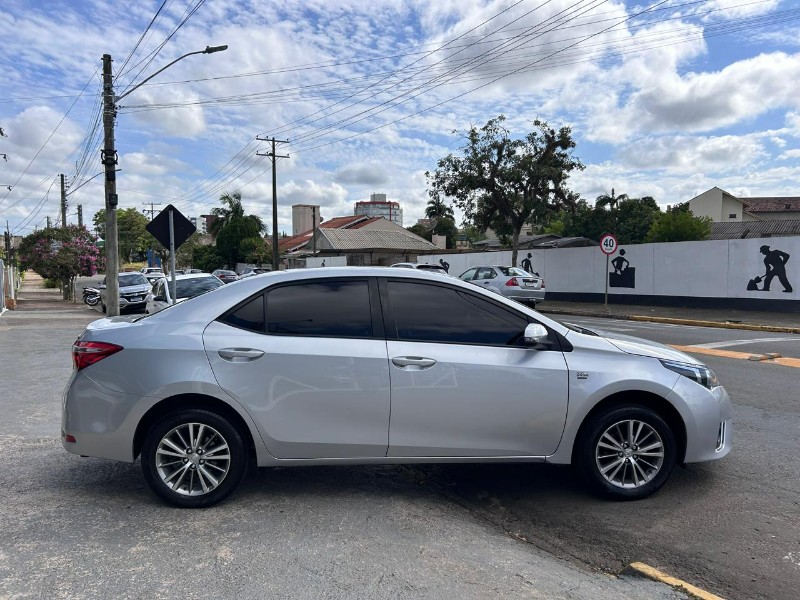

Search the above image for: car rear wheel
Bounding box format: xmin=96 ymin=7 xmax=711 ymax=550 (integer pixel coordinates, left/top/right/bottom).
xmin=576 ymin=405 xmax=676 ymax=500
xmin=141 ymin=409 xmax=247 ymax=508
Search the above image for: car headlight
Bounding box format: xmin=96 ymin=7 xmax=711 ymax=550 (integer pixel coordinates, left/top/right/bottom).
xmin=660 ymin=359 xmax=719 ymax=390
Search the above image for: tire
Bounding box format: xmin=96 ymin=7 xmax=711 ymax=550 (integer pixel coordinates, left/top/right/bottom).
xmin=101 ymin=302 xmax=106 ymax=313
xmin=575 ymin=405 xmax=676 ymax=500
xmin=85 ymin=296 xmax=100 ymax=306
xmin=141 ymin=409 xmax=248 ymax=508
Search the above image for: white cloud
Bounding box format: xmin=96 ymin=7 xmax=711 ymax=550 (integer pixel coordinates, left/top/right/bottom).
xmin=779 ymin=148 xmax=800 ymax=160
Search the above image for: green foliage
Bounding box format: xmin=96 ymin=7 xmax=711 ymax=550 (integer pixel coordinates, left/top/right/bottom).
xmin=239 ymin=236 xmax=271 ymax=265
xmin=209 ymin=191 xmax=266 ymax=267
xmin=192 ymin=245 xmax=225 ymax=272
xmin=93 ymin=207 xmax=164 ymax=265
xmin=407 ymin=224 xmax=431 ymax=241
xmin=615 ymin=197 xmax=661 ymax=244
xmin=427 ymin=115 xmax=583 ymax=265
xmin=645 ymin=210 xmax=712 ymax=243
xmin=176 ymin=232 xmax=203 ymax=268
xmin=17 ymin=225 xmax=103 ymax=300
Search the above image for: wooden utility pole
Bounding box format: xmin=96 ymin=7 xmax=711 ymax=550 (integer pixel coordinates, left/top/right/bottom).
xmin=60 ymin=174 xmax=67 ymax=227
xmin=77 ymin=205 xmax=83 ymax=228
xmin=101 ymin=53 xmax=120 ymax=316
xmin=256 ymin=137 xmax=289 ymax=272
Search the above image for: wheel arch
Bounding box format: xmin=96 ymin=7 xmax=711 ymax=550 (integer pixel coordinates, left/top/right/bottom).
xmin=133 ymin=393 xmax=258 ymax=462
xmin=570 ymin=391 xmax=688 ymax=465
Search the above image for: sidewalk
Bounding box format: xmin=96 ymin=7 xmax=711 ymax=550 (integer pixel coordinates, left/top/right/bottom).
xmin=537 ymin=299 xmax=800 ymax=333
xmin=0 ymin=272 xmax=97 ymax=327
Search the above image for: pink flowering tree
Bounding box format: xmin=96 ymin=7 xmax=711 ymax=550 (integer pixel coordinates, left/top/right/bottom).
xmin=18 ymin=226 xmax=104 ymax=300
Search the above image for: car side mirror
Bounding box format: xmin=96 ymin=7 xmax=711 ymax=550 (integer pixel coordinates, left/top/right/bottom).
xmin=524 ymin=323 xmax=550 ymax=349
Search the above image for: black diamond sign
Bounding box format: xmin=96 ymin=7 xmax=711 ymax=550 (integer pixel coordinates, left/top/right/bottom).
xmin=146 ymin=204 xmax=196 ymax=249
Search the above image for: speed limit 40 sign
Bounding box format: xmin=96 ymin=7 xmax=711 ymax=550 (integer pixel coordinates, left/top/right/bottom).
xmin=600 ymin=233 xmax=618 ymax=255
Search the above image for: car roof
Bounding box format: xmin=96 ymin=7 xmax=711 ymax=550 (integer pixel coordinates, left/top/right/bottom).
xmin=155 ymin=273 xmax=220 ymax=281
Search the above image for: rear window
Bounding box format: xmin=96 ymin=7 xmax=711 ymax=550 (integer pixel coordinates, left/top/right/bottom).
xmin=498 ymin=267 xmax=529 ymax=277
xmin=416 ymin=265 xmax=447 ymax=274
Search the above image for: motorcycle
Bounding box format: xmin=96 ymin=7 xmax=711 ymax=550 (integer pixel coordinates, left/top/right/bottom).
xmin=82 ymin=286 xmax=101 ymax=307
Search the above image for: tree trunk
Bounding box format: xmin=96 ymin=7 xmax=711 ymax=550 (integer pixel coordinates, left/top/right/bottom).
xmin=511 ymin=228 xmax=520 ymax=267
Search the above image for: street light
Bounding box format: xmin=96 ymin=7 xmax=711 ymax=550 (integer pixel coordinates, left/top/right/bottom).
xmin=101 ymin=45 xmax=227 ymax=316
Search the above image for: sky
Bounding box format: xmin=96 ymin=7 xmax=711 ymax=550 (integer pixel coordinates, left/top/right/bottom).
xmin=1 ymin=0 xmax=799 ymax=238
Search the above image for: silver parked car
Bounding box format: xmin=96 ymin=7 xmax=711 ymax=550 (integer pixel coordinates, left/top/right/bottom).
xmin=145 ymin=273 xmax=224 ymax=314
xmin=459 ymin=265 xmax=545 ymax=307
xmin=99 ymin=272 xmax=152 ymax=314
xmin=63 ymin=267 xmax=731 ymax=507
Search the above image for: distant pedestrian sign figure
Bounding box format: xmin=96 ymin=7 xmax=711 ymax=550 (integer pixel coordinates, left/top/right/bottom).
xmin=521 ymin=253 xmax=533 ymax=273
xmin=439 ymin=258 xmax=450 ymax=273
xmin=609 ymin=248 xmax=636 ymax=288
xmin=748 ymin=245 xmax=792 ymax=292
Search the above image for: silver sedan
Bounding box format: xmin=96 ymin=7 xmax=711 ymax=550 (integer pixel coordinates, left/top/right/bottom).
xmin=62 ymin=267 xmax=731 ymax=507
xmin=459 ymin=265 xmax=545 ymax=307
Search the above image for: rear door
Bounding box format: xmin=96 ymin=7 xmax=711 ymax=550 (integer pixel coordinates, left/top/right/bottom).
xmin=382 ymin=279 xmax=569 ymax=457
xmin=203 ymin=277 xmax=391 ymax=459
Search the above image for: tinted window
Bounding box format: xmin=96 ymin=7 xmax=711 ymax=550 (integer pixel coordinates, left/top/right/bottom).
xmin=175 ymin=277 xmax=223 ymax=299
xmin=266 ymin=280 xmax=372 ymax=337
xmin=221 ymin=295 xmax=265 ymax=332
xmin=387 ymin=281 xmax=527 ymax=346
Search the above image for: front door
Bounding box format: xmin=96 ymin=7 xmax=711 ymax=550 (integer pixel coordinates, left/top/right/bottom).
xmin=383 ymin=279 xmax=569 ymax=457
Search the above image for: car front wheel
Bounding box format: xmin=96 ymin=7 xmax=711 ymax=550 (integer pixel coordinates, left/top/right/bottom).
xmin=576 ymin=405 xmax=676 ymax=500
xmin=141 ymin=409 xmax=247 ymax=508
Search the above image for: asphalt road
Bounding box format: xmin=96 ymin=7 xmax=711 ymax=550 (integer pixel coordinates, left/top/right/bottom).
xmin=414 ymin=317 xmax=800 ymax=600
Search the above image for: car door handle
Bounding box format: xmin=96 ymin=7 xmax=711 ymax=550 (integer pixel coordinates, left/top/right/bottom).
xmin=392 ymin=356 xmax=436 ymax=369
xmin=218 ymin=348 xmax=264 ymax=362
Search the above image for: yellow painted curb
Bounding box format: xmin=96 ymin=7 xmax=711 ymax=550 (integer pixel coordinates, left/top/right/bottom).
xmin=626 ymin=562 xmax=725 ymax=600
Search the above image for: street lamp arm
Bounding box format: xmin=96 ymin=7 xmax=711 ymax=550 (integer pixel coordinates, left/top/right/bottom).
xmin=115 ymin=45 xmax=228 ymax=103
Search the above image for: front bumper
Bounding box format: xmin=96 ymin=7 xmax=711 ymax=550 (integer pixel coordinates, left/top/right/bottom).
xmin=667 ymin=377 xmax=733 ymax=464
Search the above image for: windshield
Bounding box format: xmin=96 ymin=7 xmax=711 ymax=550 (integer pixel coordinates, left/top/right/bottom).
xmin=175 ymin=277 xmax=223 ymax=299
xmin=119 ymin=273 xmax=148 ymax=286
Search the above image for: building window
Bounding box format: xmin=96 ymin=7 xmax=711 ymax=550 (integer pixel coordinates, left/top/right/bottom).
xmin=729 ymin=213 xmax=737 ymax=219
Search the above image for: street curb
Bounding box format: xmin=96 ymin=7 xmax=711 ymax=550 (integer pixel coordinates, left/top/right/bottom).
xmin=539 ymin=309 xmax=800 ymax=334
xmin=623 ymin=562 xmax=725 ymax=600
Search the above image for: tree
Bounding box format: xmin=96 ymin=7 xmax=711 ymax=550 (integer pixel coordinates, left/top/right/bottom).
xmin=239 ymin=236 xmax=271 ymax=265
xmin=208 ymin=191 xmax=266 ymax=268
xmin=646 ymin=209 xmax=712 ymax=243
xmin=192 ymin=245 xmax=225 ymax=272
xmin=595 ymin=188 xmax=628 ymax=211
xmin=615 ymin=196 xmax=662 ymax=244
xmin=176 ymin=232 xmax=204 ymax=268
xmin=427 ymin=115 xmax=583 ymax=266
xmin=209 ymin=191 xmax=264 ymax=239
xmin=93 ymin=207 xmax=162 ymax=266
xmin=17 ymin=226 xmax=103 ymax=300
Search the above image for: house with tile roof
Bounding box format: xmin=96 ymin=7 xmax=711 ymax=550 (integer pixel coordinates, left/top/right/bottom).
xmin=689 ymin=187 xmax=800 ymax=239
xmin=279 ymin=213 xmax=436 ymax=267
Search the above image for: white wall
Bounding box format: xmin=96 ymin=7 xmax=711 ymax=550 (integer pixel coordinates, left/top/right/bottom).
xmin=424 ymin=236 xmax=800 ymax=301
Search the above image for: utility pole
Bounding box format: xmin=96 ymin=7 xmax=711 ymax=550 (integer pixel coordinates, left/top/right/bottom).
xmin=256 ymin=137 xmax=289 ymax=271
xmin=60 ymin=174 xmax=67 ymax=227
xmin=142 ymin=201 xmax=161 ymax=220
xmin=98 ymin=45 xmax=226 ymax=315
xmin=47 ymin=216 xmax=52 ymax=228
xmin=101 ymin=53 xmax=120 ymax=316
xmin=77 ymin=205 xmax=83 ymax=228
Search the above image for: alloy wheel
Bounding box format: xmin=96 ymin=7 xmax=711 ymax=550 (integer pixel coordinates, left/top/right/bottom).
xmin=595 ymin=419 xmax=665 ymax=489
xmin=155 ymin=422 xmax=231 ymax=496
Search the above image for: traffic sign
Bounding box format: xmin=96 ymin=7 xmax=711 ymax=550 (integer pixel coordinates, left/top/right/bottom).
xmin=600 ymin=233 xmax=618 ymax=255
xmin=146 ymin=205 xmax=196 ymax=249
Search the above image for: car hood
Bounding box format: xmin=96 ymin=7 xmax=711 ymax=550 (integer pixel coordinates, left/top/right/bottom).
xmin=569 ymin=325 xmax=703 ymax=365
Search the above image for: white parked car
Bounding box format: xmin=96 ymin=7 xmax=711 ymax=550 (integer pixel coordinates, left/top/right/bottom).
xmin=145 ymin=273 xmax=224 ymax=314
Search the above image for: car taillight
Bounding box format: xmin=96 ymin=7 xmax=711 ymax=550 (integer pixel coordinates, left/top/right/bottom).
xmin=505 ymin=278 xmax=520 ymax=287
xmin=72 ymin=341 xmax=123 ymax=371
